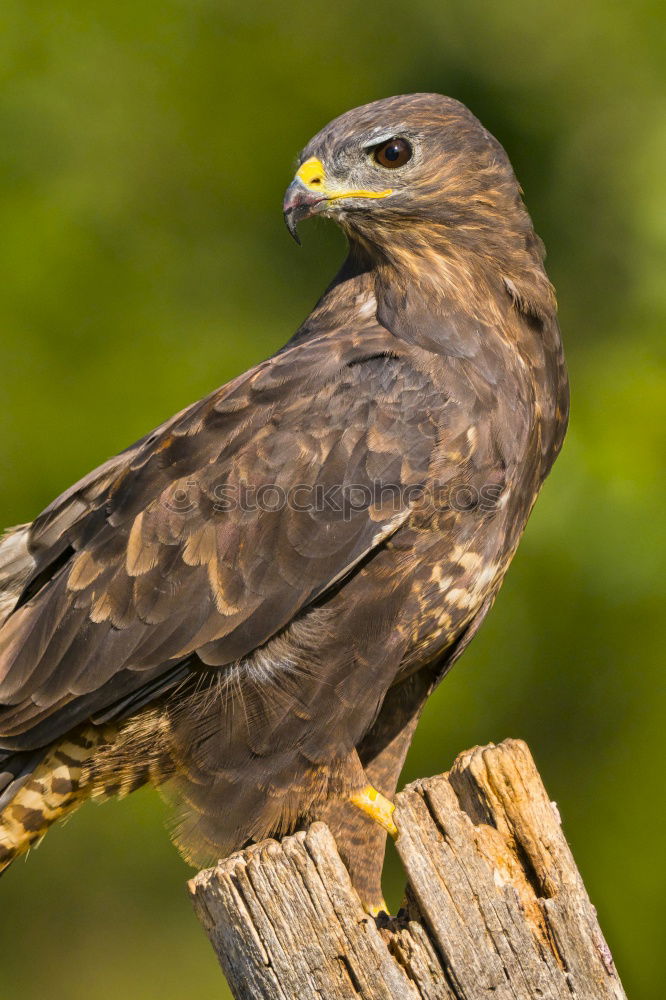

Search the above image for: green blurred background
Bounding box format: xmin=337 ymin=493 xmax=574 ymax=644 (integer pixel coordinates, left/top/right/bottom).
xmin=0 ymin=1 xmax=664 ymax=997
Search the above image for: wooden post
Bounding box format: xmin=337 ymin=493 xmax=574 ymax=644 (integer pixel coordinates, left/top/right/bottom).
xmin=189 ymin=739 xmax=626 ymax=1000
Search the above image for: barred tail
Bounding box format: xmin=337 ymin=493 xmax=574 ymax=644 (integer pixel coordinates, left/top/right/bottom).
xmin=0 ymin=728 xmax=105 ymax=874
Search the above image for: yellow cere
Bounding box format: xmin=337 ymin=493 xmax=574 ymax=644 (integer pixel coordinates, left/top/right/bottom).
xmin=296 ymin=157 xmax=326 ymax=187
xmin=295 ymin=156 xmax=393 ymax=201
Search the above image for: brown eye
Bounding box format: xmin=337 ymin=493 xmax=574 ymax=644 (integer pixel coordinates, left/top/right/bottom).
xmin=373 ymin=137 xmax=412 ymax=169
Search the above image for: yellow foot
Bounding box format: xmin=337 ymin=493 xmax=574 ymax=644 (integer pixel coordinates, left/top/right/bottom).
xmin=349 ymin=785 xmax=398 ymax=838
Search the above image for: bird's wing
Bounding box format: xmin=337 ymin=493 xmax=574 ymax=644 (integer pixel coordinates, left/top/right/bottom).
xmin=0 ymin=326 xmax=443 ymax=750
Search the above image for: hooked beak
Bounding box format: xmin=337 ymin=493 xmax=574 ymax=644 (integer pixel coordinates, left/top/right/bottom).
xmin=282 ymin=180 xmax=324 ymax=245
xmin=283 ymin=156 xmax=393 ymax=244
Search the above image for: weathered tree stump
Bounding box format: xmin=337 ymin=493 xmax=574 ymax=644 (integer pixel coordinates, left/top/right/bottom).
xmin=189 ymin=739 xmax=625 ymax=999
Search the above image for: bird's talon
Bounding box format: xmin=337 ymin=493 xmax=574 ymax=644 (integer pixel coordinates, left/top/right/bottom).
xmin=365 ymin=899 xmax=392 ymax=920
xmin=349 ymin=784 xmax=398 ymax=838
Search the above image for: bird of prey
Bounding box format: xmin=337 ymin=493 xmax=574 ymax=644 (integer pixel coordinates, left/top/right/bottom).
xmin=0 ymin=93 xmax=568 ymax=913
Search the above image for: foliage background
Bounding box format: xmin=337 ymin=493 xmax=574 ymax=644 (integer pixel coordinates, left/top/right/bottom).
xmin=0 ymin=2 xmax=664 ymax=998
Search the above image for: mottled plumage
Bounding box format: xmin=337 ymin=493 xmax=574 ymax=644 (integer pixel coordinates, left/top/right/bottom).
xmin=0 ymin=94 xmax=567 ymax=910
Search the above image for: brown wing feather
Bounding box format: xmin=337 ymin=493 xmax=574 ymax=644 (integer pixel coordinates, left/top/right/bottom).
xmin=0 ymin=328 xmax=442 ymax=751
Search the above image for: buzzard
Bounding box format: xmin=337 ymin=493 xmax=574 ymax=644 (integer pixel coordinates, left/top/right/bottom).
xmin=0 ymin=94 xmax=568 ymax=913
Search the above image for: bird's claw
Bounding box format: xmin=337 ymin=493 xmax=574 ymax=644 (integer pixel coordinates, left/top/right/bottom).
xmin=349 ymin=784 xmax=398 ymax=838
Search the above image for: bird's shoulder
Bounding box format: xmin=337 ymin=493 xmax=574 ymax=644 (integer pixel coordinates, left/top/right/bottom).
xmin=28 ymin=322 xmax=435 ymax=560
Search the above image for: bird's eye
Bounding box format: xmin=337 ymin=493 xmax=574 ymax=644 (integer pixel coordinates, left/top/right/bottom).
xmin=373 ymin=137 xmax=412 ymax=169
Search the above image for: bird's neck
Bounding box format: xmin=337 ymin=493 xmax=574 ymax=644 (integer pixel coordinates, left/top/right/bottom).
xmin=371 ymin=223 xmax=554 ymax=324
xmin=289 ymin=229 xmax=556 ymax=354
xmin=285 ymin=234 xmax=568 ymax=479
xmin=368 ymin=233 xmax=568 ymax=480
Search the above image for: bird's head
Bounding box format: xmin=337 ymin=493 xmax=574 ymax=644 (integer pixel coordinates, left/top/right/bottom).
xmin=283 ymin=93 xmax=535 ymax=266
